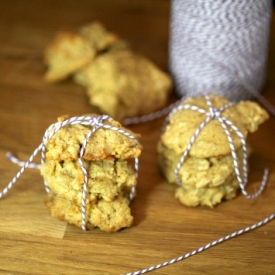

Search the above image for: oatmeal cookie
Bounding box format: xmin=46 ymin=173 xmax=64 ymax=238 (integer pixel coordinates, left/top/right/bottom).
xmin=78 ymin=21 xmax=127 ymax=52
xmin=158 ymin=145 xmax=246 ymax=188
xmin=175 ymin=178 xmax=239 ymax=208
xmin=46 ymin=194 xmax=133 ymax=232
xmin=41 ymin=159 xmax=136 ymax=204
xmin=160 ymin=94 xmax=268 ymax=159
xmin=45 ymin=114 xmax=141 ymax=161
xmin=44 ymin=22 xmax=126 ymax=83
xmin=44 ymin=32 xmax=95 ymax=82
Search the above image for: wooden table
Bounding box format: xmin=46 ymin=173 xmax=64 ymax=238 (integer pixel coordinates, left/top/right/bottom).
xmin=0 ymin=1 xmax=275 ymax=274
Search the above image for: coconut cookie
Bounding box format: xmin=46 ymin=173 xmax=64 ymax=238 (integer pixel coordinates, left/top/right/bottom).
xmin=157 ymin=94 xmax=269 ymax=208
xmin=40 ymin=114 xmax=141 ymax=232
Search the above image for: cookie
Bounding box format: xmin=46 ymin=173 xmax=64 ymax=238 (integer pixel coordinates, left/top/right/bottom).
xmin=41 ymin=159 xmax=136 ymax=204
xmin=78 ymin=21 xmax=127 ymax=52
xmin=44 ymin=32 xmax=95 ymax=82
xmin=44 ymin=22 xmax=127 ymax=83
xmin=158 ymin=145 xmax=246 ymax=207
xmin=74 ymin=50 xmax=172 ymax=120
xmin=46 ymin=194 xmax=133 ymax=232
xmin=158 ymin=144 xmax=246 ymax=188
xmin=40 ymin=114 xmax=141 ymax=231
xmin=45 ymin=114 xmax=141 ymax=161
xmin=175 ymin=178 xmax=239 ymax=208
xmin=160 ymin=94 xmax=269 ymax=158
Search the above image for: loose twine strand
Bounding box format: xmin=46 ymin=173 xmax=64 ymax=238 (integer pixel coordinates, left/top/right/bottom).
xmin=122 ymin=212 xmax=275 ymax=275
xmin=0 ymin=115 xmax=140 ymax=231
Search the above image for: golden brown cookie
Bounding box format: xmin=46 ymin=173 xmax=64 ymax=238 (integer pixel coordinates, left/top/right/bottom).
xmin=45 ymin=114 xmax=141 ymax=161
xmin=44 ymin=22 xmax=128 ymax=83
xmin=78 ymin=21 xmax=127 ymax=52
xmin=74 ymin=50 xmax=172 ymax=120
xmin=44 ymin=32 xmax=95 ymax=82
xmin=158 ymin=145 xmax=245 ymax=188
xmin=41 ymin=159 xmax=136 ymax=204
xmin=160 ymin=94 xmax=269 ymax=159
xmin=175 ymin=178 xmax=239 ymax=208
xmin=46 ymin=194 xmax=133 ymax=232
xmin=158 ymin=145 xmax=246 ymax=207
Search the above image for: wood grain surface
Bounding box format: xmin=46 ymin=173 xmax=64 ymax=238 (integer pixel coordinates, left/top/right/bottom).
xmin=0 ymin=1 xmax=275 ymax=274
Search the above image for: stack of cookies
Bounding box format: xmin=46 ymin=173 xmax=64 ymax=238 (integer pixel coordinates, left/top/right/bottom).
xmin=44 ymin=22 xmax=172 ymax=121
xmin=40 ymin=114 xmax=141 ymax=232
xmin=157 ymin=94 xmax=269 ymax=208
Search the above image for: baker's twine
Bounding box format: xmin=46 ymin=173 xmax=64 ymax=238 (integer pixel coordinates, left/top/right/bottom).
xmin=0 ymin=115 xmax=140 ymax=231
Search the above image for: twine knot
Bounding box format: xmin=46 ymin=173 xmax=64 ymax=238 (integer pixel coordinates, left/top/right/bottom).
xmin=208 ymin=107 xmax=221 ymax=119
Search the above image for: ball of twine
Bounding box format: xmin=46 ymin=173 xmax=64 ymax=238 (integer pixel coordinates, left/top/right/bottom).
xmin=169 ymin=0 xmax=272 ymax=101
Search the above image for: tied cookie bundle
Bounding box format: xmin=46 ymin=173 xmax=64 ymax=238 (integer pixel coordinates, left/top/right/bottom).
xmin=158 ymin=94 xmax=269 ymax=208
xmin=1 ymin=114 xmax=142 ymax=232
xmin=44 ymin=22 xmax=172 ymax=121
